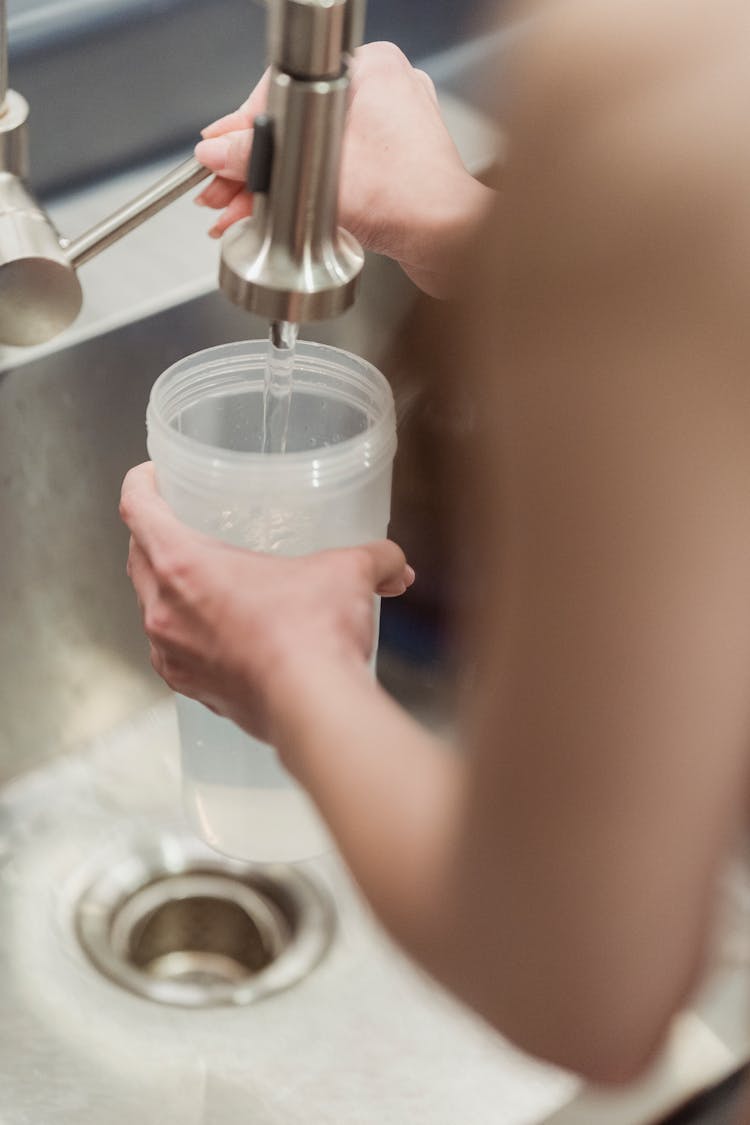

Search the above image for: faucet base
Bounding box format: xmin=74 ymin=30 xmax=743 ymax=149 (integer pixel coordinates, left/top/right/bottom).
xmin=219 ymin=214 xmax=363 ymax=324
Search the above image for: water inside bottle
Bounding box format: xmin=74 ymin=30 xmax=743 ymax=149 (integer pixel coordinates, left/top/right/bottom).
xmin=178 ymin=694 xmax=332 ymax=862
xmin=169 ymin=338 xmax=391 ymax=861
xmin=262 ymin=320 xmax=298 ymax=454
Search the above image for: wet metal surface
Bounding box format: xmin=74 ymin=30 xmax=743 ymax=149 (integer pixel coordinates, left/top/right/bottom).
xmin=0 ymin=700 xmax=577 ymax=1124
xmin=75 ymin=837 xmax=336 ymax=1007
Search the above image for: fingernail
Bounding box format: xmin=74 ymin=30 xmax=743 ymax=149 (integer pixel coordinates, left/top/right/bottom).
xmin=195 ymin=137 xmax=231 ymax=171
xmin=201 ymin=112 xmax=235 ymax=139
xmin=200 ymin=119 xmax=223 ymax=139
xmin=208 ymin=223 xmax=223 ymax=239
xmin=405 ymin=565 xmax=416 ymax=584
xmin=194 ymin=194 xmax=207 ymax=207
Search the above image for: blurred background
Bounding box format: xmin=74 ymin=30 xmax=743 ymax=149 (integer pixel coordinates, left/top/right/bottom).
xmin=9 ymin=0 xmax=498 ymax=197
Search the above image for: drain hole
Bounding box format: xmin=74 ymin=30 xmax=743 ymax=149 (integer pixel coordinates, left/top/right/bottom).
xmin=127 ymin=893 xmax=277 ymax=984
xmin=76 ymin=839 xmax=336 ymax=1007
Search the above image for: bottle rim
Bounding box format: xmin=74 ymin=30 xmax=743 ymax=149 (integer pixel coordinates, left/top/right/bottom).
xmin=146 ymin=339 xmax=397 ymax=489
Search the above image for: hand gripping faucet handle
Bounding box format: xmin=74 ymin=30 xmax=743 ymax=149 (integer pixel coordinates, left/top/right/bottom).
xmin=218 ymin=0 xmax=366 ymax=324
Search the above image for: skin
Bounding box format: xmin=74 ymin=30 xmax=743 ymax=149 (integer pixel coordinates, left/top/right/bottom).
xmin=122 ymin=0 xmax=750 ymax=1090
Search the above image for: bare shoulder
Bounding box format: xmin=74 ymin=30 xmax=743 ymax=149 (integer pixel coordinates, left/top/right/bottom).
xmin=489 ymin=0 xmax=750 ymax=374
xmin=513 ymin=0 xmax=748 ymax=101
xmin=509 ymin=0 xmax=750 ymax=215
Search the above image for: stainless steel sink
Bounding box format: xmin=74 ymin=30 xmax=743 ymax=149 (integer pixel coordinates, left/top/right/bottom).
xmin=0 ymin=94 xmax=744 ymax=1124
xmin=0 ymin=699 xmax=579 ymax=1124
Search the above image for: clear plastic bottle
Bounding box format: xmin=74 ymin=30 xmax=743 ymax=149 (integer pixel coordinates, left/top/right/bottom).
xmin=146 ymin=340 xmax=396 ymax=862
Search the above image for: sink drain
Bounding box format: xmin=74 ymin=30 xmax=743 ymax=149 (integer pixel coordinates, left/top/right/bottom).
xmin=75 ymin=837 xmax=336 ymax=1007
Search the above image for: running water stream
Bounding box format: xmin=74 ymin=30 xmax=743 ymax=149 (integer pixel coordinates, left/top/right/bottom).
xmin=262 ymin=320 xmax=298 ymax=454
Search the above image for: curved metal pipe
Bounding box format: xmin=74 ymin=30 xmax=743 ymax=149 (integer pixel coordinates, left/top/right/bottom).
xmin=64 ymin=156 xmax=211 ymax=268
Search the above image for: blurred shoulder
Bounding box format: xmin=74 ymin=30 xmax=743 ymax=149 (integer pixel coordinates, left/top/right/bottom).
xmin=512 ymin=0 xmax=748 ymax=105
xmin=499 ymin=0 xmax=750 ymax=265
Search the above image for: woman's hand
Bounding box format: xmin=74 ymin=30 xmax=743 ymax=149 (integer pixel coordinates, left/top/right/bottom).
xmin=193 ymin=42 xmax=494 ymax=297
xmin=119 ymin=462 xmax=414 ymax=749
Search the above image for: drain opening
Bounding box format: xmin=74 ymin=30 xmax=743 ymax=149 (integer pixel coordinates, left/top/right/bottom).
xmin=75 ymin=839 xmax=336 ymax=1007
xmin=117 ymin=877 xmax=288 ymax=985
xmin=130 ymin=896 xmax=270 ymax=983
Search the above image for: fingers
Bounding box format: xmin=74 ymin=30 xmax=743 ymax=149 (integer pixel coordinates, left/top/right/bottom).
xmin=127 ymin=536 xmax=177 ymax=691
xmin=201 ymin=70 xmax=271 ymax=139
xmin=119 ymin=462 xmax=193 ymax=562
xmin=201 ymin=108 xmax=253 ymax=139
xmin=415 ymin=68 xmax=439 ymax=105
xmin=359 ymin=540 xmax=416 ymax=596
xmin=192 ymin=151 xmax=254 ymax=235
xmin=195 ymin=175 xmax=242 ymax=211
xmin=127 ymin=535 xmax=159 ymax=613
xmin=195 ymin=128 xmax=253 ymax=182
xmin=208 ymin=192 xmax=255 ymax=239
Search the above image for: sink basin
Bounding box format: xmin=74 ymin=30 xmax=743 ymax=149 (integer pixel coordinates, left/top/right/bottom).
xmin=0 ymin=700 xmax=579 ymax=1125
xmin=0 ymin=92 xmax=746 ymax=1124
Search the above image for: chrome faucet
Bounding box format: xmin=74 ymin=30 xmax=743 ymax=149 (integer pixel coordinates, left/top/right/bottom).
xmin=0 ymin=0 xmax=365 ymax=348
xmin=220 ymin=0 xmax=365 ymax=324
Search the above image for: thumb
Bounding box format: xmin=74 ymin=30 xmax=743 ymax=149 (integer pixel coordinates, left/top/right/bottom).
xmin=119 ymin=462 xmax=195 ymax=562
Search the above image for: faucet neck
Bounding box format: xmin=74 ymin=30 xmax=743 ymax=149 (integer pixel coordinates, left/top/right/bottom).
xmin=218 ymin=0 xmax=366 ymax=323
xmin=269 ymin=0 xmax=365 ymax=81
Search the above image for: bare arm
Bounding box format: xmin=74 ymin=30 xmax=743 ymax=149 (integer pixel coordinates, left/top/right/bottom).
xmin=269 ymin=0 xmax=750 ymax=1081
xmin=434 ymin=0 xmax=750 ymax=1079
xmin=271 ymin=667 xmax=466 ymax=959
